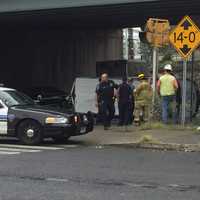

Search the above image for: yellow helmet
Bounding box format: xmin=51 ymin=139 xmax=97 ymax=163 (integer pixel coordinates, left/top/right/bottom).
xmin=138 ymin=73 xmax=145 ymax=79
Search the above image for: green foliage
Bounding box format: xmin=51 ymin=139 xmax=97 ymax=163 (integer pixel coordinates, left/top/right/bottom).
xmin=138 ymin=42 xmax=153 ymax=67
xmin=138 ymin=42 xmax=177 ymax=70
xmin=159 ymin=45 xmax=177 ymax=69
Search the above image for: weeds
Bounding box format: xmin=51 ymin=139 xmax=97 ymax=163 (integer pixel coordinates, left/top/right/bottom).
xmin=139 ymin=122 xmax=197 ymax=131
xmin=137 ymin=135 xmax=160 ymax=144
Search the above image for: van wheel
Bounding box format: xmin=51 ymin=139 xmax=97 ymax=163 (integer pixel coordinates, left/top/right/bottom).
xmin=17 ymin=120 xmax=43 ymax=145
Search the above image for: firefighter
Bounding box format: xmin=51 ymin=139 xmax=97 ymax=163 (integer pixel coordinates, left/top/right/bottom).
xmin=134 ymin=73 xmax=152 ymax=125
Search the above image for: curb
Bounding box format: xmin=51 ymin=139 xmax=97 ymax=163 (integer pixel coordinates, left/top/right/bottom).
xmin=101 ymin=142 xmax=200 ymax=152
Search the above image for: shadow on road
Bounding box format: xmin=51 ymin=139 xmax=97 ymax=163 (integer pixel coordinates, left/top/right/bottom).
xmin=0 ymin=137 xmax=88 ymax=146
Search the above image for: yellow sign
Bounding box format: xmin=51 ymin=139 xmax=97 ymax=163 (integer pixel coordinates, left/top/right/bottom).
xmin=169 ymin=16 xmax=200 ymax=59
xmin=146 ymin=18 xmax=170 ymax=47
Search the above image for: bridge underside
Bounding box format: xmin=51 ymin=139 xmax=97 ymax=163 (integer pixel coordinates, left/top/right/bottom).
xmin=0 ymin=0 xmax=200 ymax=28
xmin=0 ymin=0 xmax=199 ymax=91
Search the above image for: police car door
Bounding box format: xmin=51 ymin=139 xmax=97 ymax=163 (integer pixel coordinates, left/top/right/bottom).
xmin=0 ymin=100 xmax=8 ymax=134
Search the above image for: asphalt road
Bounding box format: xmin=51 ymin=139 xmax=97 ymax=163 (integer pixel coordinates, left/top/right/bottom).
xmin=0 ymin=144 xmax=199 ymax=200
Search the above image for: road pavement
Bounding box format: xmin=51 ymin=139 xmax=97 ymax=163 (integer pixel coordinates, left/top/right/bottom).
xmin=0 ymin=142 xmax=199 ymax=200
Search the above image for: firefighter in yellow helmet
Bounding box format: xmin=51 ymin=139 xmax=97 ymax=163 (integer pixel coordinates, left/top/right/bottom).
xmin=134 ymin=73 xmax=152 ymax=125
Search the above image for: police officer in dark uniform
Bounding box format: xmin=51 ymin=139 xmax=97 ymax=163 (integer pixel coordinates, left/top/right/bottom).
xmin=117 ymin=77 xmax=133 ymax=130
xmin=95 ymin=73 xmax=116 ymax=130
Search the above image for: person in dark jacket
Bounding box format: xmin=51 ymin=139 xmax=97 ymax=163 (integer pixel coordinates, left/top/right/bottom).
xmin=117 ymin=77 xmax=133 ymax=130
xmin=128 ymin=77 xmax=135 ymax=124
xmin=95 ymin=77 xmax=102 ymax=124
xmin=170 ymin=72 xmax=181 ymax=121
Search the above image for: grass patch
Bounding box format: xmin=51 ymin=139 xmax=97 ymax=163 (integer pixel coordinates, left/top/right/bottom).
xmin=139 ymin=122 xmax=197 ymax=131
xmin=137 ymin=135 xmax=160 ymax=144
xmin=193 ymin=126 xmax=200 ymax=135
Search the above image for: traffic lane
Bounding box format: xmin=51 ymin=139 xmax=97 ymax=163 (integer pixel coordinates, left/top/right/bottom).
xmin=0 ymin=175 xmax=199 ymax=200
xmin=0 ymin=136 xmax=90 ymax=146
xmin=0 ymin=149 xmax=199 ymax=200
xmin=0 ymin=148 xmax=199 ymax=187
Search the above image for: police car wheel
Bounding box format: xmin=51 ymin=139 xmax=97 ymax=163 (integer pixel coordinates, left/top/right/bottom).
xmin=52 ymin=136 xmax=70 ymax=144
xmin=17 ymin=120 xmax=43 ymax=145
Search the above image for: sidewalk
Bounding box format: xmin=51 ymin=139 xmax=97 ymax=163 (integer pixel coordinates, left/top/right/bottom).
xmin=73 ymin=125 xmax=200 ymax=151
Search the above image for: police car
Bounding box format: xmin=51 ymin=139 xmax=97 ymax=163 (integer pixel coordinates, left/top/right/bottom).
xmin=0 ymin=87 xmax=93 ymax=145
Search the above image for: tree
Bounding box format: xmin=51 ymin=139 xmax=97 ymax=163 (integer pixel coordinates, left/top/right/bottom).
xmin=158 ymin=45 xmax=177 ymax=68
xmin=138 ymin=42 xmax=177 ymax=71
xmin=139 ymin=42 xmax=153 ymax=69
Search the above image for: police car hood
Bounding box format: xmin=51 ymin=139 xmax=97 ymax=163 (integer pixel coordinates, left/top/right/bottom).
xmin=11 ymin=104 xmax=74 ymax=116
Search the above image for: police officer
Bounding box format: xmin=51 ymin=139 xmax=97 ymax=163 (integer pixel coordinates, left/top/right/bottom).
xmin=134 ymin=73 xmax=152 ymax=125
xmin=117 ymin=77 xmax=133 ymax=130
xmin=95 ymin=73 xmax=116 ymax=130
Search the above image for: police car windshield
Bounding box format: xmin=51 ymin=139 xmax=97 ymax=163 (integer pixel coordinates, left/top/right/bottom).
xmin=0 ymin=90 xmax=35 ymax=107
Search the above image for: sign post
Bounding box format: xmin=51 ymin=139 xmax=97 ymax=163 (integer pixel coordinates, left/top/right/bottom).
xmin=182 ymin=61 xmax=187 ymax=125
xmin=152 ymin=47 xmax=157 ymax=107
xmin=146 ymin=18 xmax=170 ymax=114
xmin=169 ymin=16 xmax=200 ymax=125
xmin=190 ymin=53 xmax=194 ymax=121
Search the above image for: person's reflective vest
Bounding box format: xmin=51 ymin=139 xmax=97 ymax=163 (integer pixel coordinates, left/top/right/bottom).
xmin=159 ymin=74 xmax=176 ymax=96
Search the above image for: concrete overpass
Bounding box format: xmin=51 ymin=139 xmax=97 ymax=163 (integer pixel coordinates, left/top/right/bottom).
xmin=0 ymin=0 xmax=199 ymax=91
xmin=0 ymin=0 xmax=200 ymax=28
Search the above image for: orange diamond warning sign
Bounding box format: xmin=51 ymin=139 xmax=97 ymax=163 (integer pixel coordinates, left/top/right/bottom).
xmin=169 ymin=16 xmax=200 ymax=59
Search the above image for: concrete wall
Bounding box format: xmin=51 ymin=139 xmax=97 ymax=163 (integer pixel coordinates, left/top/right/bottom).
xmin=31 ymin=29 xmax=123 ymax=91
xmin=74 ymin=29 xmax=123 ymax=77
xmin=0 ymin=28 xmax=123 ymax=92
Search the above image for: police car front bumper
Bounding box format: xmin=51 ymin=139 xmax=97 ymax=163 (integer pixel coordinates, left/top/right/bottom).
xmin=43 ymin=113 xmax=94 ymax=138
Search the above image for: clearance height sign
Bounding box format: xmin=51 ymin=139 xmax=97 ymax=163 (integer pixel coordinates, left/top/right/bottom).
xmin=169 ymin=16 xmax=200 ymax=59
xmin=169 ymin=16 xmax=200 ymax=125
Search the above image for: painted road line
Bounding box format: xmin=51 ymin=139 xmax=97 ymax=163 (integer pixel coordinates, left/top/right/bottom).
xmin=0 ymin=144 xmax=64 ymax=150
xmin=0 ymin=147 xmax=41 ymax=153
xmin=55 ymin=145 xmax=80 ymax=148
xmin=0 ymin=151 xmax=20 ymax=155
xmin=46 ymin=178 xmax=69 ymax=182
